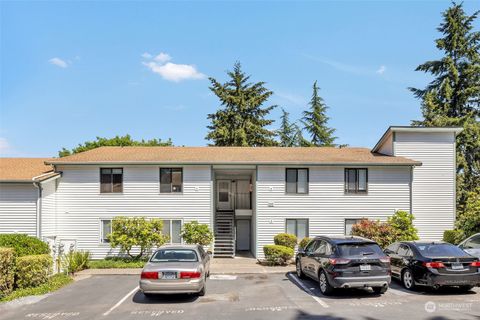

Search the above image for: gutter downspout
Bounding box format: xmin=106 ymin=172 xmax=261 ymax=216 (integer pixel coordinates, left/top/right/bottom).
xmin=33 ymin=181 xmax=42 ymax=239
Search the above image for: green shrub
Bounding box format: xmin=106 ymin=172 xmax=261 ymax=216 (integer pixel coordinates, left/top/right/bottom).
xmin=108 ymin=217 xmax=169 ymax=259
xmin=388 ymin=210 xmax=419 ymax=241
xmin=273 ymin=233 xmax=297 ymax=249
xmin=0 ymin=234 xmax=49 ymax=257
xmin=351 ymin=219 xmax=396 ymax=248
xmin=298 ymin=237 xmax=312 ymax=249
xmin=15 ymin=254 xmax=53 ymax=289
xmin=0 ymin=248 xmax=15 ymax=298
xmin=61 ymin=251 xmax=90 ymax=275
xmin=89 ymin=258 xmax=146 ymax=269
xmin=0 ymin=273 xmax=72 ymax=302
xmin=181 ymin=221 xmax=214 ymax=246
xmin=263 ymin=245 xmax=294 ymax=266
xmin=443 ymin=230 xmax=464 ymax=244
xmin=456 ymin=188 xmax=480 ymax=239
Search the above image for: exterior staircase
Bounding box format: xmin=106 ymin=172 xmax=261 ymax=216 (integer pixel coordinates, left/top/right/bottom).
xmin=214 ymin=210 xmax=235 ymax=258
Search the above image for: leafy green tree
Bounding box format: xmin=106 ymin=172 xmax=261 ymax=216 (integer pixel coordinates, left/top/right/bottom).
xmin=59 ymin=135 xmax=173 ymax=157
xmin=108 ymin=217 xmax=169 ymax=259
xmin=277 ymin=108 xmax=298 ymax=147
xmin=302 ymin=81 xmax=336 ymax=146
xmin=180 ymin=221 xmax=214 ymax=246
xmin=410 ymin=2 xmax=480 ymax=214
xmin=388 ymin=210 xmax=419 ymax=241
xmin=206 ymin=62 xmax=277 ymax=146
xmin=455 ymin=187 xmax=480 ymax=239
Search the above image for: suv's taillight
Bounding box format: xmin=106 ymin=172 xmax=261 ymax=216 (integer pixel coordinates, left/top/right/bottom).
xmin=179 ymin=271 xmax=201 ymax=279
xmin=329 ymin=258 xmax=351 ymax=265
xmin=379 ymin=256 xmax=390 ymax=263
xmin=141 ymin=271 xmax=159 ymax=279
xmin=470 ymin=261 xmax=480 ymax=267
xmin=422 ymin=262 xmax=445 ymax=268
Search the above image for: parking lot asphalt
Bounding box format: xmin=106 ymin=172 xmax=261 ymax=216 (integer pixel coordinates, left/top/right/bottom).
xmin=0 ymin=273 xmax=479 ymax=320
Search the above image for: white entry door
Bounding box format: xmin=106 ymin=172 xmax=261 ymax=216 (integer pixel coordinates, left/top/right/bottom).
xmin=217 ymin=180 xmax=232 ymax=210
xmin=236 ymin=219 xmax=251 ymax=251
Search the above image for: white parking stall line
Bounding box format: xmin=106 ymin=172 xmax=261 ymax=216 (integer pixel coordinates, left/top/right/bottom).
xmin=289 ymin=274 xmax=329 ymax=308
xmin=209 ymin=275 xmax=237 ymax=280
xmin=103 ymin=286 xmax=139 ymax=316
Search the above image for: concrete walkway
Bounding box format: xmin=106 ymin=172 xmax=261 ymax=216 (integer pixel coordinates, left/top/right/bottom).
xmin=77 ymin=257 xmax=294 ymax=276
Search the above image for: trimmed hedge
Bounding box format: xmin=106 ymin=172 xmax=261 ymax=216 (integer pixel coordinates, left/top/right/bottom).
xmin=0 ymin=234 xmax=49 ymax=257
xmin=0 ymin=273 xmax=72 ymax=302
xmin=15 ymin=254 xmax=53 ymax=289
xmin=443 ymin=230 xmax=464 ymax=245
xmin=263 ymin=245 xmax=294 ymax=265
xmin=0 ymin=248 xmax=15 ymax=298
xmin=298 ymin=237 xmax=312 ymax=249
xmin=273 ymin=233 xmax=297 ymax=249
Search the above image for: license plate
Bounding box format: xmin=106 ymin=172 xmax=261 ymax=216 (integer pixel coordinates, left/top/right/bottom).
xmin=451 ymin=263 xmax=464 ymax=270
xmin=360 ymin=264 xmax=371 ymax=271
xmin=162 ymin=272 xmax=177 ymax=279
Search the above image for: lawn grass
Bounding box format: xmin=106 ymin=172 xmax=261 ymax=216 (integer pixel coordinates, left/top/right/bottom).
xmin=0 ymin=273 xmax=73 ymax=302
xmin=88 ymin=258 xmax=146 ymax=269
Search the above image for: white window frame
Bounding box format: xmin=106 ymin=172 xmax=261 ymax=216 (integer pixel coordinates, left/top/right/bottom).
xmin=285 ymin=218 xmax=309 ymax=238
xmin=100 ymin=219 xmax=112 ymax=244
xmin=162 ymin=219 xmax=183 ymax=244
xmin=344 ymin=218 xmax=362 ymax=235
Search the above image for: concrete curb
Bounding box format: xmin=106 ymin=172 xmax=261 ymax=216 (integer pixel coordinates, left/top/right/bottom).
xmin=76 ymin=267 xmax=295 ymax=276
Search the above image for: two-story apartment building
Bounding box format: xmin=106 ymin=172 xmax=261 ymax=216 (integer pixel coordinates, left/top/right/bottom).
xmin=0 ymin=126 xmax=461 ymax=259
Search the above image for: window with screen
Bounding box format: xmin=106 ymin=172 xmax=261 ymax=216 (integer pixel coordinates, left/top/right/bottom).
xmin=100 ymin=168 xmax=123 ymax=193
xmin=160 ymin=168 xmax=183 ymax=193
xmin=345 ymin=168 xmax=368 ymax=193
xmin=286 ymin=168 xmax=308 ymax=194
xmin=286 ymin=219 xmax=309 ymax=239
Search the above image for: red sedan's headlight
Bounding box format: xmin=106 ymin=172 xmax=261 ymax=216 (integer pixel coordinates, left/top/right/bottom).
xmin=141 ymin=271 xmax=159 ymax=279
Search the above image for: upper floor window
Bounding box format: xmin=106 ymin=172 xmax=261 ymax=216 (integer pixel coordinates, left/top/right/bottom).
xmin=100 ymin=168 xmax=123 ymax=193
xmin=160 ymin=168 xmax=183 ymax=193
xmin=286 ymin=168 xmax=308 ymax=194
xmin=345 ymin=168 xmax=367 ymax=193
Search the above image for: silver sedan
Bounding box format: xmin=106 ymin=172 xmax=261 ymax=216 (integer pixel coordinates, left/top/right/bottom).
xmin=139 ymin=244 xmax=210 ymax=297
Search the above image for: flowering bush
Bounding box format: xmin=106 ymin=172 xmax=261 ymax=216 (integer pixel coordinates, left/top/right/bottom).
xmin=351 ymin=219 xmax=396 ymax=248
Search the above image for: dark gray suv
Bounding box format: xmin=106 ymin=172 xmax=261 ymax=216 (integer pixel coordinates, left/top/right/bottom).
xmin=295 ymin=236 xmax=391 ymax=295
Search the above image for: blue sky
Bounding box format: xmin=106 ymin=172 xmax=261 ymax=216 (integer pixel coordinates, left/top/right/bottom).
xmin=1 ymin=0 xmax=478 ymax=157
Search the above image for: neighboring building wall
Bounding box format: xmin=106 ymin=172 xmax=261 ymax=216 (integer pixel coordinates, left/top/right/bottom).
xmin=255 ymin=166 xmax=411 ymax=258
xmin=41 ymin=179 xmax=57 ymax=237
xmin=54 ymin=165 xmax=212 ymax=259
xmin=0 ymin=183 xmax=38 ymax=236
xmin=394 ymin=132 xmax=456 ymax=240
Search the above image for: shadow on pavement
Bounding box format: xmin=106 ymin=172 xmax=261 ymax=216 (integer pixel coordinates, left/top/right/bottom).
xmin=132 ymin=291 xmax=198 ymax=304
xmin=389 ymin=278 xmax=478 ymax=296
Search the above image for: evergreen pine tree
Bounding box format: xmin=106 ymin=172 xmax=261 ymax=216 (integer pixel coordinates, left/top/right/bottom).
xmin=410 ymin=2 xmax=480 ymax=213
xmin=302 ymin=81 xmax=336 ymax=146
xmin=278 ymin=108 xmax=297 ymax=147
xmin=206 ymin=62 xmax=277 ymax=146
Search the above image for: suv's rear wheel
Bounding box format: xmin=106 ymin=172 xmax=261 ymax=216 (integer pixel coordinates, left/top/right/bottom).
xmin=372 ymin=286 xmax=388 ymax=294
xmin=318 ymin=270 xmax=334 ymax=296
xmin=296 ymin=259 xmax=305 ymax=279
xmin=402 ymin=268 xmax=416 ymax=291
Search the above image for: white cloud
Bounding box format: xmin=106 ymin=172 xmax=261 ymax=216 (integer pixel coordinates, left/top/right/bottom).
xmin=49 ymin=57 xmax=69 ymax=68
xmin=0 ymin=138 xmax=10 ymax=153
xmin=274 ymin=90 xmax=307 ymax=107
xmin=142 ymin=52 xmax=205 ymax=82
xmin=376 ymin=65 xmax=386 ymax=75
xmin=153 ymin=52 xmax=172 ymax=63
xmin=141 ymin=52 xmax=153 ymax=59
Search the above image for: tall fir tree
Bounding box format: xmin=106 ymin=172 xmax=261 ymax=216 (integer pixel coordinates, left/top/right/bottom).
xmin=278 ymin=108 xmax=297 ymax=147
xmin=302 ymin=81 xmax=336 ymax=146
xmin=206 ymin=62 xmax=277 ymax=146
xmin=410 ymin=2 xmax=480 ymax=214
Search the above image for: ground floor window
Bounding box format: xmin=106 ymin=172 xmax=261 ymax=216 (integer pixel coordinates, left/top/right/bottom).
xmin=345 ymin=219 xmax=362 ymax=235
xmin=101 ymin=219 xmax=112 ymax=243
xmin=162 ymin=219 xmax=182 ymax=244
xmin=286 ymin=219 xmax=308 ymax=239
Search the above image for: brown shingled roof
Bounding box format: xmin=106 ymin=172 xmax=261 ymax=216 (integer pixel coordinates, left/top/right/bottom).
xmin=0 ymin=158 xmax=58 ymax=182
xmin=46 ymin=146 xmax=421 ymax=166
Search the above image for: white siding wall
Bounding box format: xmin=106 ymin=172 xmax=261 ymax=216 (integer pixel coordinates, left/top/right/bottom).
xmin=394 ymin=132 xmax=456 ymax=239
xmin=256 ymin=166 xmax=411 ymax=258
xmin=377 ymin=134 xmax=393 ymax=155
xmin=0 ymin=183 xmax=38 ymax=236
xmin=55 ymin=165 xmax=212 ymax=259
xmin=41 ymin=179 xmax=57 ymax=237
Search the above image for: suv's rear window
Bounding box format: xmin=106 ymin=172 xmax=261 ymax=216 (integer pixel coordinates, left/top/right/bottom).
xmin=336 ymin=243 xmax=383 ymax=257
xmin=150 ymin=249 xmax=198 ymax=262
xmin=415 ymin=243 xmax=467 ymax=258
